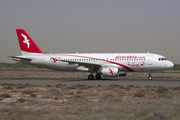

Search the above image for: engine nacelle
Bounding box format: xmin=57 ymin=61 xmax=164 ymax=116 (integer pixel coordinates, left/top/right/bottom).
xmin=100 ymin=67 xmax=119 ymax=77
xmin=100 ymin=67 xmax=127 ymax=77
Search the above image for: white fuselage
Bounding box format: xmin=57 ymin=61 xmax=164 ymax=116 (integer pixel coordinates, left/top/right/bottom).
xmin=21 ymin=53 xmax=174 ymax=72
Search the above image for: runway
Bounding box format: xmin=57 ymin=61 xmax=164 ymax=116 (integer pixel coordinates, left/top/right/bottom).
xmin=0 ymin=78 xmax=180 ymax=87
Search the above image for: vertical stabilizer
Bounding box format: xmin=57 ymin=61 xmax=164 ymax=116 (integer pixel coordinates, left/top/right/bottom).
xmin=16 ymin=29 xmax=45 ymax=55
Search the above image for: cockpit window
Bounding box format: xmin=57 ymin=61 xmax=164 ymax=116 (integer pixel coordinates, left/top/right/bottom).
xmin=158 ymin=58 xmax=167 ymax=61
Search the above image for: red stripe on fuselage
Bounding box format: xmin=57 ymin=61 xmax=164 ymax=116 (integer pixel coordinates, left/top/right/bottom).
xmin=61 ymin=54 xmax=135 ymax=72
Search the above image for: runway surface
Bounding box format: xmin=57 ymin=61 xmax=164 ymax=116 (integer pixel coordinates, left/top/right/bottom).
xmin=0 ymin=78 xmax=180 ymax=87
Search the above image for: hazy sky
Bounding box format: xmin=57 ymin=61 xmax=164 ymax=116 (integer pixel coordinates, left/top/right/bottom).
xmin=0 ymin=0 xmax=180 ymax=63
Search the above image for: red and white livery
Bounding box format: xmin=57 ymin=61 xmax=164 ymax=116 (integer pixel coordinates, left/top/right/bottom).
xmin=10 ymin=29 xmax=174 ymax=80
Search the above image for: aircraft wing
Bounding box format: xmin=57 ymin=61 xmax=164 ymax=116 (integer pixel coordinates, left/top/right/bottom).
xmin=60 ymin=60 xmax=102 ymax=71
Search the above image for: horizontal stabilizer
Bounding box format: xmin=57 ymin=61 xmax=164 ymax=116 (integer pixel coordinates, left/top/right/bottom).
xmin=9 ymin=56 xmax=32 ymax=61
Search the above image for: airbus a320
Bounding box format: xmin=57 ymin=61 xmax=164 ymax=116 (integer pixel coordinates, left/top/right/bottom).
xmin=10 ymin=29 xmax=174 ymax=80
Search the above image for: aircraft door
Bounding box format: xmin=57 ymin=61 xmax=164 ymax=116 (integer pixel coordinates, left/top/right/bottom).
xmin=147 ymin=55 xmax=153 ymax=65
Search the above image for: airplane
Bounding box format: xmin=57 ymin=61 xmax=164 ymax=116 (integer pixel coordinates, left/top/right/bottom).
xmin=10 ymin=29 xmax=174 ymax=80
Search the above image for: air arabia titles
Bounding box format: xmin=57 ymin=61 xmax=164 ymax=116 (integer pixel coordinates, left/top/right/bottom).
xmin=115 ymin=55 xmax=146 ymax=59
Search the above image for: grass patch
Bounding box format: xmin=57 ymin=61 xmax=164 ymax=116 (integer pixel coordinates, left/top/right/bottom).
xmin=172 ymin=86 xmax=180 ymax=90
xmin=74 ymin=84 xmax=89 ymax=89
xmin=172 ymin=63 xmax=180 ymax=70
xmin=16 ymin=85 xmax=26 ymax=89
xmin=17 ymin=98 xmax=28 ymax=103
xmin=109 ymin=84 xmax=125 ymax=89
xmin=55 ymin=83 xmax=66 ymax=88
xmin=0 ymin=62 xmax=37 ymax=68
xmin=134 ymin=92 xmax=145 ymax=97
xmin=1 ymin=83 xmax=14 ymax=86
xmin=3 ymin=86 xmax=13 ymax=89
xmin=45 ymin=84 xmax=52 ymax=87
xmin=24 ymin=83 xmax=32 ymax=86
xmin=68 ymin=92 xmax=74 ymax=95
xmin=128 ymin=85 xmax=135 ymax=87
xmin=22 ymin=90 xmax=35 ymax=95
xmin=0 ymin=97 xmax=4 ymax=101
xmin=156 ymin=86 xmax=169 ymax=93
xmin=76 ymin=91 xmax=83 ymax=94
xmin=30 ymin=94 xmax=37 ymax=97
xmin=0 ymin=93 xmax=12 ymax=98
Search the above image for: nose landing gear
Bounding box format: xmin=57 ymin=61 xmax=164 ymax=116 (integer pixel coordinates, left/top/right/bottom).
xmin=148 ymin=71 xmax=153 ymax=80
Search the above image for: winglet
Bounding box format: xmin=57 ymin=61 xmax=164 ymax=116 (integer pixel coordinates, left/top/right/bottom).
xmin=16 ymin=29 xmax=45 ymax=55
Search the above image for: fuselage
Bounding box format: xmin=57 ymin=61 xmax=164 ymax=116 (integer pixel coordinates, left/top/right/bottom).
xmin=21 ymin=53 xmax=174 ymax=72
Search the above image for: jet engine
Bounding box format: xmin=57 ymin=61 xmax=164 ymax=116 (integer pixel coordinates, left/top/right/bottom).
xmin=100 ymin=67 xmax=126 ymax=77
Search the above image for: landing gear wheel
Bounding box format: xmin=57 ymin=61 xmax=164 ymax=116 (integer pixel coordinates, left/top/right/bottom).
xmin=95 ymin=74 xmax=101 ymax=79
xmin=149 ymin=76 xmax=153 ymax=80
xmin=88 ymin=75 xmax=94 ymax=80
xmin=148 ymin=71 xmax=153 ymax=80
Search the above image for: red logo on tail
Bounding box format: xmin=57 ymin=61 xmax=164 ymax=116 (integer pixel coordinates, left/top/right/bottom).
xmin=21 ymin=33 xmax=30 ymax=48
xmin=109 ymin=68 xmax=113 ymax=75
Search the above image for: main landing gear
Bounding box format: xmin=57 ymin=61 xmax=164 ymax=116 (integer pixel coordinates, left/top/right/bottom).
xmin=88 ymin=74 xmax=94 ymax=80
xmin=149 ymin=71 xmax=153 ymax=80
xmin=88 ymin=74 xmax=101 ymax=80
xmin=95 ymin=74 xmax=101 ymax=79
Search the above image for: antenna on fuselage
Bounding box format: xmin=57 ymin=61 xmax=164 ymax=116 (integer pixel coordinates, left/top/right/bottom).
xmin=147 ymin=51 xmax=150 ymax=54
xmin=76 ymin=52 xmax=78 ymax=54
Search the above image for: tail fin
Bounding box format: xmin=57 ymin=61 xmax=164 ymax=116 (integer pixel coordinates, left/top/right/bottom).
xmin=16 ymin=29 xmax=45 ymax=55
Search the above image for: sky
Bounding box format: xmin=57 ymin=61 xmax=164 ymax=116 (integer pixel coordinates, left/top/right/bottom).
xmin=0 ymin=0 xmax=180 ymax=63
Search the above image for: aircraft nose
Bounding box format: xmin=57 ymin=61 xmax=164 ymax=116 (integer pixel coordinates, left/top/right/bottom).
xmin=168 ymin=61 xmax=174 ymax=68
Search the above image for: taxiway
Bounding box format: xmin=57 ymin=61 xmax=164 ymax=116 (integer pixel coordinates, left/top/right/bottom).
xmin=0 ymin=78 xmax=180 ymax=87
